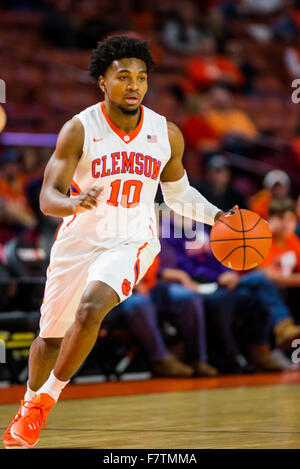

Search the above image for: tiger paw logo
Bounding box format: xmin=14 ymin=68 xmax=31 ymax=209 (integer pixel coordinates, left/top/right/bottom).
xmin=122 ymin=278 xmax=131 ymax=296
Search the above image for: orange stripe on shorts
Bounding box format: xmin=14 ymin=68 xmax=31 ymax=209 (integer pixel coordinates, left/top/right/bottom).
xmin=133 ymin=242 xmax=148 ymax=286
xmin=63 ymin=214 xmax=77 ymax=232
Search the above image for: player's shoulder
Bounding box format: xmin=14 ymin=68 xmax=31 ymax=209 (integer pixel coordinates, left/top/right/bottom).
xmin=56 ymin=116 xmax=84 ymax=152
xmin=142 ymin=104 xmax=170 ymax=130
xmin=72 ymin=102 xmax=102 ymax=137
xmin=59 ymin=116 xmax=84 ymax=138
xmin=167 ymin=121 xmax=183 ymax=136
xmin=166 ymin=121 xmax=184 ymax=149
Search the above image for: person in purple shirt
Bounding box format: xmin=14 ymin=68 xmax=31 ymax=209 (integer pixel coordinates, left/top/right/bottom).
xmin=159 ymin=215 xmax=285 ymax=373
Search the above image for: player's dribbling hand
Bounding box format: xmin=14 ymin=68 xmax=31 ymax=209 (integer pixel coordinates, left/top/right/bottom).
xmin=224 ymin=204 xmax=239 ymax=217
xmin=228 ymin=205 xmax=239 ymax=214
xmin=214 ymin=205 xmax=239 ymax=223
xmin=72 ymin=186 xmax=103 ymax=214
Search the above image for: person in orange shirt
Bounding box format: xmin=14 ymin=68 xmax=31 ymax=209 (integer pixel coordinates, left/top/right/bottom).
xmin=179 ymin=95 xmax=220 ymax=152
xmin=205 ymin=86 xmax=258 ymax=140
xmin=258 ymin=197 xmax=300 ymax=348
xmin=186 ymin=37 xmax=244 ymax=90
xmin=0 ymin=151 xmax=36 ymax=243
xmin=260 ymin=198 xmax=300 ymax=284
xmin=250 ymin=169 xmax=291 ymax=220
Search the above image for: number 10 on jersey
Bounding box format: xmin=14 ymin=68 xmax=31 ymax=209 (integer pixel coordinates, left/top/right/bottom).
xmin=107 ymin=179 xmax=143 ymax=208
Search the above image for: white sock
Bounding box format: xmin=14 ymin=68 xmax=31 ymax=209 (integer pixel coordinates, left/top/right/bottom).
xmin=37 ymin=370 xmax=69 ymax=402
xmin=22 ymin=382 xmax=36 ymax=415
xmin=24 ymin=382 xmax=36 ymax=402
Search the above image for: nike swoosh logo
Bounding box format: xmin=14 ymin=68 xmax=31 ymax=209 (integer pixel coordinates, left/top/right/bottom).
xmin=93 ymin=137 xmax=104 ymax=142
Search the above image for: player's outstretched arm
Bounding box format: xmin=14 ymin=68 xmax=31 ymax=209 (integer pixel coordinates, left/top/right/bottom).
xmin=160 ymin=122 xmax=223 ymax=225
xmin=40 ymin=118 xmax=102 ymax=217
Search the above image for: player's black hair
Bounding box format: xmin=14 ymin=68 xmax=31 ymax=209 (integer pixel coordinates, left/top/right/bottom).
xmin=89 ymin=36 xmax=155 ymax=82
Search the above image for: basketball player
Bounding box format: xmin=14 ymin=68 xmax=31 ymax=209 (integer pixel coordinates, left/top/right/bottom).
xmin=3 ymin=36 xmax=226 ymax=448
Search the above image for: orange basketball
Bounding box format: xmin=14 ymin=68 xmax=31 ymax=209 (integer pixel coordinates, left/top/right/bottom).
xmin=210 ymin=208 xmax=272 ymax=271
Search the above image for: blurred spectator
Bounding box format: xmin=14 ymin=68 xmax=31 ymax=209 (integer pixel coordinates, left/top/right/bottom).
xmin=108 ymin=255 xmax=218 ymax=378
xmin=186 ymin=37 xmax=244 ymax=90
xmin=190 ymin=155 xmax=248 ymax=212
xmin=21 ymin=147 xmax=61 ymax=251
xmin=224 ymin=39 xmax=259 ymax=94
xmin=205 ymin=86 xmax=258 ymax=139
xmin=149 ymin=86 xmax=185 ymax=125
xmin=21 ymin=147 xmax=43 ymax=183
xmin=258 ymin=197 xmax=300 ymax=344
xmin=159 ymin=215 xmax=284 ymax=372
xmin=249 ymin=169 xmax=291 ymax=220
xmin=161 ymin=1 xmax=208 ymax=55
xmin=27 ymin=177 xmax=55 ymax=249
xmin=0 ymin=150 xmax=36 ymax=243
xmin=259 ymin=198 xmax=300 ymax=288
xmin=180 ymin=95 xmax=220 ymax=152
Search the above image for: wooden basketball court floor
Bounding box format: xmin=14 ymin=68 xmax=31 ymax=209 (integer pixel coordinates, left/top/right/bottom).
xmin=1 ymin=372 xmax=300 ymax=449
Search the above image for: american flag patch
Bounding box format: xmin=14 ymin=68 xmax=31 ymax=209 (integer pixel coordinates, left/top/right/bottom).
xmin=147 ymin=134 xmax=158 ymax=143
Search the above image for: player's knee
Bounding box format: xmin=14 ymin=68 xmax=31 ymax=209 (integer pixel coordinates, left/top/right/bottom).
xmin=38 ymin=336 xmax=62 ymax=357
xmin=76 ymin=282 xmax=119 ymax=329
xmin=76 ymin=300 xmax=108 ymax=329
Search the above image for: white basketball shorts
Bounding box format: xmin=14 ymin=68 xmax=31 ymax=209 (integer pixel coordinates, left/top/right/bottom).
xmin=39 ymin=235 xmax=160 ymax=338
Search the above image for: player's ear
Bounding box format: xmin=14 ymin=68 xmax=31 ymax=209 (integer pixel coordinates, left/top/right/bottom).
xmin=98 ymin=76 xmax=105 ymax=93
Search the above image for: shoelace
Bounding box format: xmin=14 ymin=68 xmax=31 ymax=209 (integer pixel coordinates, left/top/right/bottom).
xmin=22 ymin=401 xmax=48 ymax=429
xmin=7 ymin=404 xmax=23 ymax=428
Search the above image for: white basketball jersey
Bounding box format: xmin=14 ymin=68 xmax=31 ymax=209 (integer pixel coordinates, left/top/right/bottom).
xmin=56 ymin=102 xmax=171 ymax=248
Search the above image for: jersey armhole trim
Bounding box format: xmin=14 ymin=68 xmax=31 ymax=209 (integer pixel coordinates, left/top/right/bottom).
xmin=163 ymin=117 xmax=172 ymax=162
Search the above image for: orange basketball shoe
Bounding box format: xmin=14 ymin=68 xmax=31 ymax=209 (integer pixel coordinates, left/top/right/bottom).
xmin=10 ymin=394 xmax=56 ymax=448
xmin=3 ymin=403 xmax=25 ymax=448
